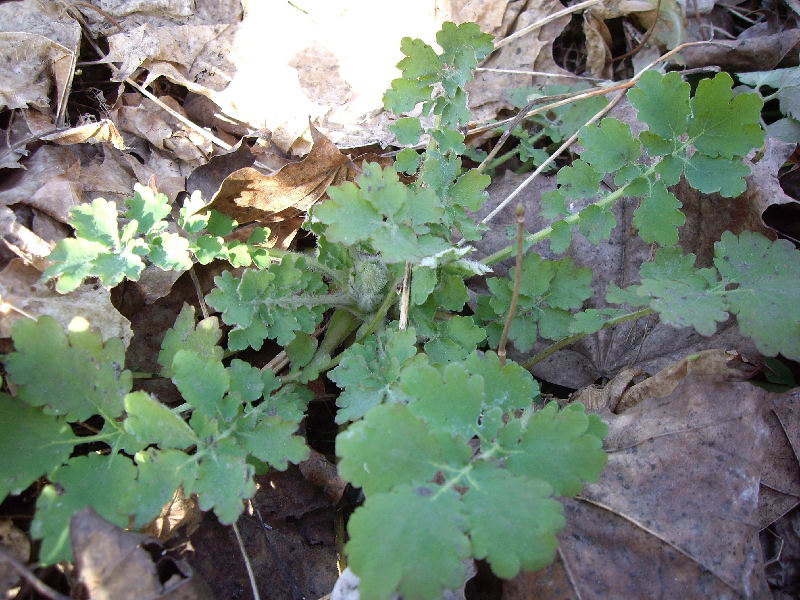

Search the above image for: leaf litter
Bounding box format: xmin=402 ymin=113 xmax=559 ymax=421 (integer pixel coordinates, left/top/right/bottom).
xmin=0 ymin=0 xmax=799 ymax=598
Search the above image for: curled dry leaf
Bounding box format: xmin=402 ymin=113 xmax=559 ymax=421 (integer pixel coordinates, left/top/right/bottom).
xmin=42 ymin=119 xmax=126 ymax=150
xmin=0 ymin=145 xmax=82 ymax=224
xmin=505 ymin=368 xmax=772 ymax=599
xmin=0 ymin=208 xmax=52 ymax=270
xmin=209 ymin=125 xmax=351 ymax=246
xmin=71 ymin=508 xmax=213 ymax=600
xmin=112 ymin=94 xmax=212 ymax=165
xmin=0 ymin=259 xmax=132 ymax=346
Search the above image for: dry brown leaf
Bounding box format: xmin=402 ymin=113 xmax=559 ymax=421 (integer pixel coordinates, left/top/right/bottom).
xmin=112 ymin=93 xmax=212 ymax=165
xmin=0 ymin=259 xmax=132 ymax=346
xmin=0 ymin=208 xmax=52 ymax=270
xmin=298 ymin=449 xmax=348 ymax=504
xmin=0 ymin=0 xmax=80 ymax=114
xmin=679 ymin=29 xmax=800 ymax=71
xmin=506 ymin=370 xmax=772 ymax=598
xmin=141 ymin=488 xmax=202 ymax=542
xmin=759 ymin=389 xmax=800 ymax=528
xmin=0 ymin=519 xmax=30 ymax=595
xmin=106 ymin=23 xmax=236 ymax=91
xmin=42 ymin=119 xmax=126 ymax=150
xmin=0 ymin=145 xmax=82 ymax=223
xmin=468 ymin=1 xmax=577 ymax=122
xmin=209 ymin=125 xmax=351 ymax=225
xmin=71 ymin=508 xmax=213 ymax=600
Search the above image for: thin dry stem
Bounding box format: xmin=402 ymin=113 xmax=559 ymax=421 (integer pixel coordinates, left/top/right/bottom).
xmin=0 ymin=547 xmax=71 ymax=600
xmin=398 ymin=262 xmax=411 ymax=330
xmin=232 ymin=521 xmax=261 ymax=600
xmin=188 ymin=267 xmax=209 ymax=320
xmin=497 ymin=204 xmax=526 ymax=367
xmin=493 ymin=0 xmax=603 ymax=50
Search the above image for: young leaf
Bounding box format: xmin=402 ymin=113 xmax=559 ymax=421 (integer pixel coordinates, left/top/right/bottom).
xmin=337 ymin=403 xmax=466 ymax=495
xmin=463 ymin=463 xmax=564 ymax=578
xmin=157 ymin=303 xmax=223 ymax=377
xmin=123 ymin=391 xmax=197 ymax=449
xmin=328 ymin=328 xmax=418 ymax=423
xmin=714 ymin=232 xmax=800 ymax=360
xmin=628 ymin=70 xmax=691 ymax=139
xmin=0 ymin=395 xmax=76 ymax=499
xmin=5 ymin=316 xmax=132 ymax=421
xmin=235 ymin=415 xmax=309 ymax=470
xmin=346 ymin=486 xmax=471 ymax=600
xmin=504 ymin=402 xmax=608 ymax=496
xmin=205 ymin=257 xmax=329 ymax=350
xmin=171 ymin=350 xmax=229 ymax=417
xmin=188 ymin=438 xmax=255 ymax=524
xmin=633 ymin=180 xmax=685 ymax=246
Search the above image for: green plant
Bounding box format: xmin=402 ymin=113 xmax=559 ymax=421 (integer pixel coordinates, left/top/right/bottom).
xmin=2 ymin=20 xmax=799 ymax=600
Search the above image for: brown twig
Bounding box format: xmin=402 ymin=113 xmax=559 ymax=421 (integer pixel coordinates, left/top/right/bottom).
xmin=497 ymin=204 xmax=526 ymax=367
xmin=0 ymin=547 xmax=71 ymax=600
xmin=188 ymin=267 xmax=209 ymax=320
xmin=612 ymin=0 xmax=664 ymax=63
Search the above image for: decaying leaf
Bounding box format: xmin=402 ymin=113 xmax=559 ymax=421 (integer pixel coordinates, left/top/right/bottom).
xmin=209 ymin=124 xmax=351 ymax=227
xmin=71 ymin=508 xmax=213 ymax=600
xmin=0 ymin=259 xmax=133 ymax=346
xmin=42 ymin=120 xmax=126 ymax=150
xmin=0 ymin=0 xmax=80 ymax=114
xmin=0 ymin=145 xmax=82 ymax=223
xmin=468 ymin=0 xmax=576 ymax=122
xmin=506 ymin=366 xmax=773 ymax=598
xmin=759 ymin=389 xmax=800 ymax=528
xmin=0 ymin=208 xmax=52 ymax=270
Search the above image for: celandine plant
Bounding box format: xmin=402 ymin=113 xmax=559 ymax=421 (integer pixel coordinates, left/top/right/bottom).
xmin=2 ymin=21 xmax=798 ymax=600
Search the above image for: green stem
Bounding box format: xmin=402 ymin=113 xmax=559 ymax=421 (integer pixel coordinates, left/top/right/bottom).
xmin=130 ymin=371 xmax=155 ymax=379
xmin=47 ymin=432 xmax=117 ymax=446
xmin=523 ymin=307 xmax=655 ymax=369
xmin=480 ymin=163 xmax=658 ymax=266
xmin=295 ymin=309 xmax=361 ymax=382
xmin=485 ymin=147 xmax=519 ymax=171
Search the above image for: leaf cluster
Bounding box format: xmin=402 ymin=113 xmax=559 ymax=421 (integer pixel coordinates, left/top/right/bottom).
xmin=1 ymin=307 xmax=309 ymax=563
xmin=44 ymin=184 xmax=271 ymax=292
xmin=335 ymin=349 xmax=606 ymax=599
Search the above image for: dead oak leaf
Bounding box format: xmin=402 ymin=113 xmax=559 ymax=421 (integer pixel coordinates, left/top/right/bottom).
xmin=506 ymin=366 xmax=773 ymax=598
xmin=209 ymin=125 xmax=351 ymax=225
